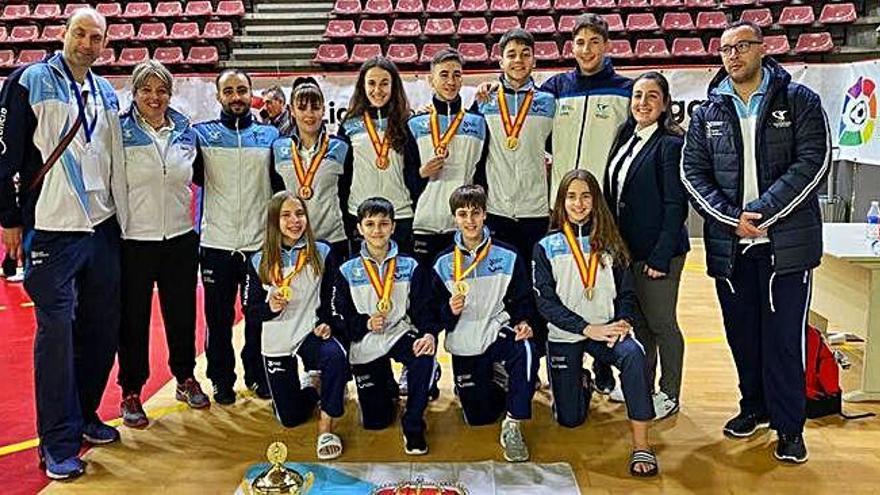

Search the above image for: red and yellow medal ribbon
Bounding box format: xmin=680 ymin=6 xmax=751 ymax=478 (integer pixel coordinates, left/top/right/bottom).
xmin=362 ymin=256 xmax=396 ymax=313
xmin=273 ymin=248 xmax=309 ymax=300
xmin=430 ymin=107 xmax=465 ymax=157
xmin=453 ymin=239 xmax=492 ymax=285
xmin=363 ymin=114 xmax=391 ymax=169
xmin=497 ymin=87 xmax=533 ymax=150
xmin=290 ymin=133 xmax=329 ymax=200
xmin=562 ymin=222 xmax=600 ymax=300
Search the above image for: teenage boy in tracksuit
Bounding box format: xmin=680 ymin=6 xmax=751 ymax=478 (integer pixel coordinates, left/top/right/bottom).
xmin=332 ymin=197 xmax=438 ymax=455
xmin=431 ymin=184 xmax=538 ymax=463
xmin=193 ymin=68 xmax=284 ymax=405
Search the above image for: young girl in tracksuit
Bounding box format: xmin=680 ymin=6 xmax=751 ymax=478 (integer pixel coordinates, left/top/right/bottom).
xmin=245 ymin=191 xmax=348 ymax=460
xmin=337 ymin=57 xmax=424 ymax=254
xmin=532 ymin=169 xmax=659 ymax=477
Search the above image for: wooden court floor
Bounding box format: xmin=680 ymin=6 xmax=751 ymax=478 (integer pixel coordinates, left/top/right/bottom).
xmin=42 ymin=247 xmax=880 ymax=494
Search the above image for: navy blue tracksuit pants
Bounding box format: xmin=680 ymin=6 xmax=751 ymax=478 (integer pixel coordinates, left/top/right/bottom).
xmin=352 ymin=330 xmax=435 ymax=434
xmin=452 ymin=327 xmax=538 ymax=426
xmin=548 ymin=337 xmax=654 ymax=427
xmin=716 ymin=243 xmax=811 ymax=435
xmin=24 ymin=218 xmax=121 ymax=460
xmin=200 ymin=247 xmax=265 ymax=391
xmin=264 ymin=334 xmax=349 ymax=427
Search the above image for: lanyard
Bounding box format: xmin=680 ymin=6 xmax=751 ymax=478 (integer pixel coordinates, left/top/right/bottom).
xmin=59 ymin=58 xmax=98 ymax=144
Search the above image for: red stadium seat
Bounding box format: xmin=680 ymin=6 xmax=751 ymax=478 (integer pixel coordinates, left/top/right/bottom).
xmin=350 ymin=44 xmax=383 ymax=64
xmin=554 ymin=0 xmax=584 ymax=9
xmin=707 ymin=37 xmax=720 ymax=55
xmin=364 ymin=0 xmax=393 ymax=14
xmin=626 ymin=13 xmax=659 ymax=32
xmin=0 ymin=50 xmax=13 ymax=68
xmin=64 ymin=4 xmax=91 ymax=17
xmin=187 ymin=46 xmax=220 ymax=64
xmin=420 ymin=43 xmax=451 ymax=62
xmin=314 ymin=44 xmax=349 ymax=63
xmin=0 ymin=27 xmax=6 ymax=43
xmin=672 ymin=37 xmax=706 ymax=56
xmin=387 ymin=43 xmax=418 ymax=63
xmin=170 ymin=22 xmax=200 ymax=40
xmin=490 ymin=0 xmax=519 ymax=12
xmin=39 ymin=25 xmax=65 ymax=42
xmin=795 ymin=32 xmax=832 ymax=53
xmin=215 ymin=1 xmax=246 ymax=16
xmin=1 ymin=5 xmax=30 ymax=21
xmin=424 ymin=18 xmax=455 ymax=36
xmin=820 ymin=3 xmax=857 ymax=24
xmin=333 ymin=0 xmax=361 ymax=14
xmin=740 ymin=8 xmax=773 ymax=27
xmin=652 ymin=0 xmax=682 ymax=7
xmin=603 ymin=13 xmax=625 ymax=32
xmin=491 ymin=42 xmax=502 ymax=61
xmin=94 ymin=48 xmax=116 ymax=66
xmin=534 ymin=40 xmax=560 ymax=60
xmin=618 ymin=0 xmax=649 ymax=8
xmin=458 ymin=42 xmax=489 ymax=62
xmin=558 ymin=15 xmax=578 ymax=33
xmin=685 ymin=0 xmax=716 ymax=7
xmin=764 ymin=34 xmax=791 ymax=54
xmin=391 ymin=19 xmax=422 ymax=37
xmin=17 ymin=50 xmax=48 ymax=66
xmin=459 ymin=0 xmax=489 ymax=12
xmin=491 ymin=16 xmax=522 ymax=34
xmin=136 ymin=22 xmax=168 ymax=41
xmin=154 ymin=46 xmax=184 ymax=64
xmin=756 ymin=0 xmax=786 ymax=4
xmin=458 ymin=17 xmax=490 ymax=35
xmin=696 ymin=11 xmax=728 ymax=30
xmin=96 ymin=3 xmax=122 ymax=18
xmin=426 ymin=0 xmax=456 ymax=13
xmin=635 ymin=38 xmax=670 ymax=58
xmin=358 ymin=19 xmax=389 ymax=37
xmin=396 ymin=0 xmax=424 ymax=13
xmin=203 ymin=21 xmax=234 ymax=39
xmin=155 ymin=2 xmax=183 ymax=17
xmin=662 ymin=12 xmax=694 ymax=31
xmin=723 ymin=0 xmax=754 ymax=6
xmin=122 ymin=2 xmax=152 ymax=18
xmin=562 ymin=40 xmax=574 ymax=59
xmin=118 ymin=47 xmax=149 ymax=66
xmin=9 ymin=26 xmax=39 ymax=43
xmin=325 ymin=20 xmax=356 ymax=38
xmin=522 ymin=0 xmax=552 ymax=11
xmin=585 ymin=0 xmax=615 ymax=8
xmin=525 ymin=16 xmax=556 ymax=34
xmin=779 ymin=5 xmax=814 ymax=26
xmin=184 ymin=1 xmax=214 ymax=16
xmin=33 ymin=4 xmax=62 ymax=20
xmin=107 ymin=23 xmax=135 ymax=41
xmin=608 ymin=39 xmax=634 ymax=58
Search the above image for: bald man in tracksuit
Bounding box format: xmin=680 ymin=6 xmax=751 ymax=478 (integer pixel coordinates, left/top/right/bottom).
xmin=193 ymin=69 xmax=284 ymax=405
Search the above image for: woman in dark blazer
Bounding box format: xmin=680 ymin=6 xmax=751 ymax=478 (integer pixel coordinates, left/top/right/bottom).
xmin=603 ymin=71 xmax=690 ymax=420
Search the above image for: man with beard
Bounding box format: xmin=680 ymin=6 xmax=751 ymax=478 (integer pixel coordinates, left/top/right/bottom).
xmin=193 ymin=69 xmax=285 ymax=405
xmin=0 ymin=8 xmax=127 ymax=479
xmin=681 ymin=20 xmax=830 ymax=464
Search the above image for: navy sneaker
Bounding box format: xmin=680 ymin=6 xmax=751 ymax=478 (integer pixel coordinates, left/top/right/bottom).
xmin=39 ymin=449 xmax=85 ymax=481
xmin=723 ymin=412 xmax=770 ymax=438
xmin=775 ymin=433 xmax=808 ymax=464
xmin=403 ymin=429 xmax=428 ymax=456
xmin=248 ymin=382 xmax=272 ymax=400
xmin=592 ymin=362 xmax=615 ymax=395
xmin=82 ymin=421 xmax=120 ymax=445
xmin=213 ymin=385 xmax=236 ymax=405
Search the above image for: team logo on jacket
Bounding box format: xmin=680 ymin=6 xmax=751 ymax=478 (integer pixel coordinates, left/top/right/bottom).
xmin=770 ymin=110 xmax=792 ymax=128
xmin=839 ymin=76 xmax=877 ymax=147
xmin=595 ymin=103 xmax=610 ymax=119
xmin=705 ymin=121 xmax=725 ymax=138
xmin=208 ymin=129 xmax=223 ymax=142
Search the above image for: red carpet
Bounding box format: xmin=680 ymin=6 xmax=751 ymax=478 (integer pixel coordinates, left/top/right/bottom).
xmin=0 ymin=276 xmax=211 ymax=494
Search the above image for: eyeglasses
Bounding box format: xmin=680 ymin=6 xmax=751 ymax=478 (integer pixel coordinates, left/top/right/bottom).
xmin=718 ymin=40 xmax=763 ymax=57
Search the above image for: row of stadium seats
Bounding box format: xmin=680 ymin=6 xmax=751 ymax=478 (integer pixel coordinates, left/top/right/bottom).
xmin=324 ymin=5 xmax=856 ymax=38
xmin=0 ymin=21 xmax=234 ymax=43
xmin=315 ymin=32 xmax=833 ymax=64
xmin=0 ymin=46 xmax=219 ymax=68
xmin=0 ymin=1 xmax=245 ymax=21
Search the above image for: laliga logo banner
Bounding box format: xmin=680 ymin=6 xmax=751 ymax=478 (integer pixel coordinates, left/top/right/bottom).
xmin=838 ymin=76 xmax=877 ymax=147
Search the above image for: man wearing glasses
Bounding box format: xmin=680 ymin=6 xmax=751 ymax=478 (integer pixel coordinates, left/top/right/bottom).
xmin=681 ymin=20 xmax=830 ymax=465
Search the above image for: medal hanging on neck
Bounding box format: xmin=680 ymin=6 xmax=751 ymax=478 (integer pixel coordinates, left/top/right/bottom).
xmin=362 ymin=256 xmax=396 ymax=314
xmin=497 ymin=87 xmax=533 ymax=152
xmin=274 ymin=248 xmax=309 ymax=302
xmin=291 ymin=133 xmax=329 ymax=200
xmin=430 ymin=106 xmax=464 ymax=159
xmin=363 ymin=113 xmax=391 ymax=170
xmin=452 ymin=239 xmax=492 ymax=296
xmin=561 ymin=222 xmax=599 ymax=300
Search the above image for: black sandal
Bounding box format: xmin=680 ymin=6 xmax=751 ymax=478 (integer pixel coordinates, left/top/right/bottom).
xmin=629 ymin=449 xmax=659 ymax=477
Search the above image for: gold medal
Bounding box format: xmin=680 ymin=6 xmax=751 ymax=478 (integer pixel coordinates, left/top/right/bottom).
xmin=298 ymin=185 xmax=313 ymax=200
xmin=273 ymin=248 xmax=309 ymax=303
xmin=434 ymin=145 xmax=448 ymax=158
xmin=277 ymin=285 xmax=293 ymax=301
xmin=497 ymin=87 xmax=533 ymax=153
xmin=290 ymin=134 xmax=328 ymax=202
xmin=376 ymin=156 xmax=389 ymax=170
xmin=430 ymin=107 xmax=464 ymax=162
xmin=505 ymin=136 xmax=519 ymax=151
xmin=453 ymin=280 xmax=470 ymax=296
xmin=376 ymin=299 xmax=393 ymax=314
xmin=362 ymin=256 xmax=396 ymax=315
xmin=364 ymin=113 xmax=391 ymax=170
xmin=562 ymin=222 xmax=600 ymax=299
xmin=452 ymin=240 xmax=491 ymax=297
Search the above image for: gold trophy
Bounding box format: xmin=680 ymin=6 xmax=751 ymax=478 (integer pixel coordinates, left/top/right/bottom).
xmin=250 ymin=442 xmax=314 ymax=494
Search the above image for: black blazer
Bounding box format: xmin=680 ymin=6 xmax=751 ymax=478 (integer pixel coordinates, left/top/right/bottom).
xmin=603 ymin=121 xmax=690 ymax=273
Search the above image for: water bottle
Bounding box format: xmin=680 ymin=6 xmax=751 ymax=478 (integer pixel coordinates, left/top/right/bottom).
xmin=868 ymin=201 xmax=880 ymax=256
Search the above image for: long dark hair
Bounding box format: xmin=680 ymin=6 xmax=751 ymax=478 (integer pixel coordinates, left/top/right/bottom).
xmin=258 ymin=191 xmax=323 ymax=285
xmin=344 ymin=56 xmax=411 ymax=153
xmin=549 ymin=169 xmax=630 ymax=267
xmin=632 ymin=71 xmax=683 ymax=136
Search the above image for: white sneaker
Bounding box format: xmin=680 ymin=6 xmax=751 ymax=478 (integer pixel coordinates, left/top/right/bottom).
xmin=608 ymin=383 xmax=625 ymax=403
xmin=500 ymin=417 xmax=529 ymax=462
xmin=300 ymin=370 xmax=321 ymax=391
xmin=5 ymin=272 xmax=23 ymax=283
xmin=652 ymin=391 xmax=679 ymax=420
